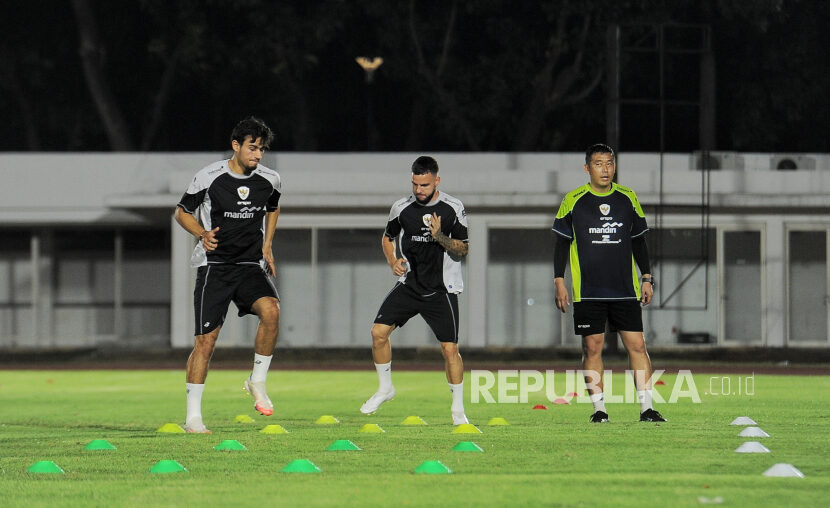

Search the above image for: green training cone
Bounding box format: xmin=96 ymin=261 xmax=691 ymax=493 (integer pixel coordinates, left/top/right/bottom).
xmin=452 ymin=423 xmax=482 ymax=434
xmin=156 ymin=423 xmax=185 ymax=433
xmin=401 ymin=415 xmax=428 ymax=425
xmin=261 ymin=424 xmax=289 ymax=434
xmin=149 ymin=460 xmax=188 ymax=474
xmin=234 ymin=414 xmax=255 ymax=423
xmin=359 ymin=423 xmax=385 ymax=433
xmin=414 ymin=460 xmax=452 ymax=474
xmin=452 ymin=441 xmax=484 ymax=452
xmin=326 ymin=439 xmax=361 ymax=451
xmin=214 ymin=440 xmax=247 ymax=451
xmin=281 ymin=459 xmax=321 ymax=473
xmin=487 ymin=417 xmax=509 ymax=426
xmin=315 ymin=415 xmax=340 ymax=425
xmin=84 ymin=439 xmax=116 ymax=450
xmin=27 ymin=461 xmax=64 ymax=474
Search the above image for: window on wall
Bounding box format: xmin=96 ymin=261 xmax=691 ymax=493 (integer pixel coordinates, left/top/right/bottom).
xmin=269 ymin=229 xmax=313 ymax=347
xmin=0 ymin=227 xmax=176 ymax=346
xmin=487 ymin=229 xmax=560 ymax=347
xmin=122 ymin=229 xmax=171 ymax=339
xmin=788 ymin=230 xmax=827 ymax=343
xmin=0 ymin=230 xmax=34 ymax=340
xmin=54 ymin=230 xmax=116 ymax=339
xmin=722 ymin=230 xmax=763 ymax=344
xmin=648 ymin=227 xmax=717 ymax=345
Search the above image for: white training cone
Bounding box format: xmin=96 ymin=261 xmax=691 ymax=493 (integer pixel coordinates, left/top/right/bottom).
xmin=730 ymin=416 xmax=757 ymax=425
xmin=762 ymin=463 xmax=805 ymax=478
xmin=734 ymin=441 xmax=770 ymax=453
xmin=738 ymin=426 xmax=769 ymax=438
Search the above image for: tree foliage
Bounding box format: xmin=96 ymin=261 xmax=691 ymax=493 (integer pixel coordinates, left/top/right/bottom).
xmin=0 ymin=0 xmax=824 ymax=152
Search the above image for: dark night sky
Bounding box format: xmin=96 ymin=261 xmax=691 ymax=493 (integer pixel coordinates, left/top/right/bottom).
xmin=1 ymin=0 xmax=827 ymax=153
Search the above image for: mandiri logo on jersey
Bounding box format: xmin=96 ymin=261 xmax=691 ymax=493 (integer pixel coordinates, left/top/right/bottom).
xmin=237 ymin=186 xmax=250 ymax=200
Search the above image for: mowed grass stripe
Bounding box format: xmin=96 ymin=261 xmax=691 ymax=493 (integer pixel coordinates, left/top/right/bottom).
xmin=0 ymin=370 xmax=826 ymax=507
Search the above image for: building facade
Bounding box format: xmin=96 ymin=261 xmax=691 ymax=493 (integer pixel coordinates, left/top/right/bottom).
xmin=1 ymin=152 xmax=828 ymax=350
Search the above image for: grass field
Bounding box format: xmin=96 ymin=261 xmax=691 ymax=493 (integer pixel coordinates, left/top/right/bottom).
xmin=0 ymin=369 xmax=827 ymax=507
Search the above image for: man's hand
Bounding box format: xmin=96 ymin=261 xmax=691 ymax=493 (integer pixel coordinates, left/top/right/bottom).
xmin=554 ymin=277 xmax=570 ymax=313
xmin=201 ymin=227 xmax=220 ymax=252
xmin=391 ymin=258 xmax=408 ymax=276
xmin=640 ymin=281 xmax=653 ymax=306
xmin=429 ymin=212 xmax=442 ymax=238
xmin=429 ymin=212 xmax=468 ymax=258
xmin=262 ymin=245 xmax=276 ymax=275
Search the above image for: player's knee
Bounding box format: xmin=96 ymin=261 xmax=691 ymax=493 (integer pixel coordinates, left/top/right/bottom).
xmin=582 ymin=340 xmax=603 ymax=358
xmin=626 ymin=339 xmax=646 ymax=356
xmin=258 ymin=300 xmax=280 ymax=327
xmin=371 ymin=325 xmax=390 ymax=346
xmin=194 ymin=333 xmax=218 ymax=353
xmin=440 ymin=342 xmax=459 ymax=359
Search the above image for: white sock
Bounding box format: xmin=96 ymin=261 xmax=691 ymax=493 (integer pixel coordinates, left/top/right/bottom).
xmin=590 ymin=392 xmax=607 ymax=413
xmin=449 ymin=382 xmax=465 ymax=413
xmin=375 ymin=362 xmax=393 ymax=392
xmin=251 ymin=353 xmax=272 ymax=383
xmin=186 ymin=383 xmax=205 ymax=423
xmin=637 ymin=389 xmax=653 ymax=412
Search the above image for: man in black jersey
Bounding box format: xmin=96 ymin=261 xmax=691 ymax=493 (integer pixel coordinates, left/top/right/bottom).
xmin=552 ymin=144 xmax=665 ymax=423
xmin=174 ymin=117 xmax=282 ymax=433
xmin=360 ymin=156 xmax=471 ymax=425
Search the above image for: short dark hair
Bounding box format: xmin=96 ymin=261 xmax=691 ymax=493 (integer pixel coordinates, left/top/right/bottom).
xmin=231 ymin=116 xmax=274 ymax=148
xmin=585 ymin=143 xmax=615 ymax=165
xmin=412 ymin=155 xmax=439 ymax=175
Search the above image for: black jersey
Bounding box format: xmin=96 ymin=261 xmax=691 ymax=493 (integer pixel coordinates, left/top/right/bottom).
xmin=178 ymin=160 xmax=281 ymax=267
xmin=552 ymin=183 xmax=648 ymax=301
xmin=384 ymin=192 xmax=468 ymax=295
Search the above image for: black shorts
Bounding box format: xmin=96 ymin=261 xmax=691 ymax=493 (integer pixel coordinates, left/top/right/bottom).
xmin=573 ymin=300 xmax=642 ymax=336
xmin=193 ymin=263 xmax=280 ymax=335
xmin=374 ymin=283 xmax=460 ymax=343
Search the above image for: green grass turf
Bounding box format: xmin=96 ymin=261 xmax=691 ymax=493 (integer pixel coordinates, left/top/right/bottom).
xmin=0 ymin=369 xmax=827 ymax=507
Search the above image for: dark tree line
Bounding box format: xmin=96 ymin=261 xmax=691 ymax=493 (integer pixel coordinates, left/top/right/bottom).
xmin=0 ymin=0 xmax=826 ymax=152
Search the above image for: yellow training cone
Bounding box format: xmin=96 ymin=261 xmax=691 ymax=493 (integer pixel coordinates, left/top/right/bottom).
xmin=401 ymin=415 xmax=428 ymax=425
xmin=315 ymin=415 xmax=340 ymax=425
xmin=234 ymin=414 xmax=255 ymax=423
xmin=156 ymin=423 xmax=185 ymax=433
xmin=487 ymin=417 xmax=509 ymax=426
xmin=260 ymin=424 xmax=289 ymax=434
xmin=452 ymin=423 xmax=482 ymax=434
xmin=359 ymin=423 xmax=385 ymax=433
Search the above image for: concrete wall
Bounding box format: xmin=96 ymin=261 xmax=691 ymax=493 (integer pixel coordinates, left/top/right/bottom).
xmin=1 ymin=151 xmax=829 ymax=350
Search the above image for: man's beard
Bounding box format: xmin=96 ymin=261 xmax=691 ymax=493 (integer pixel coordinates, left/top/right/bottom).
xmin=415 ymin=190 xmax=435 ymax=204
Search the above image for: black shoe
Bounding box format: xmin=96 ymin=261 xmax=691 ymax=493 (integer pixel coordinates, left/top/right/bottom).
xmin=589 ymin=411 xmax=609 ymax=423
xmin=639 ymin=408 xmax=666 ymax=422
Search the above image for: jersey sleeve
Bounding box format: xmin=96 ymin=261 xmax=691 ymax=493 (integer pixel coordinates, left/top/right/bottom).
xmin=450 ymin=202 xmax=468 ymax=242
xmin=177 ymin=174 xmax=208 ymax=214
xmin=267 ymin=174 xmax=282 ymax=211
xmin=254 ymin=168 xmax=282 ymax=212
xmin=551 ymin=196 xmax=574 ymax=239
xmin=384 ymin=202 xmax=403 ymax=239
xmin=627 ymin=190 xmax=649 ymax=238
